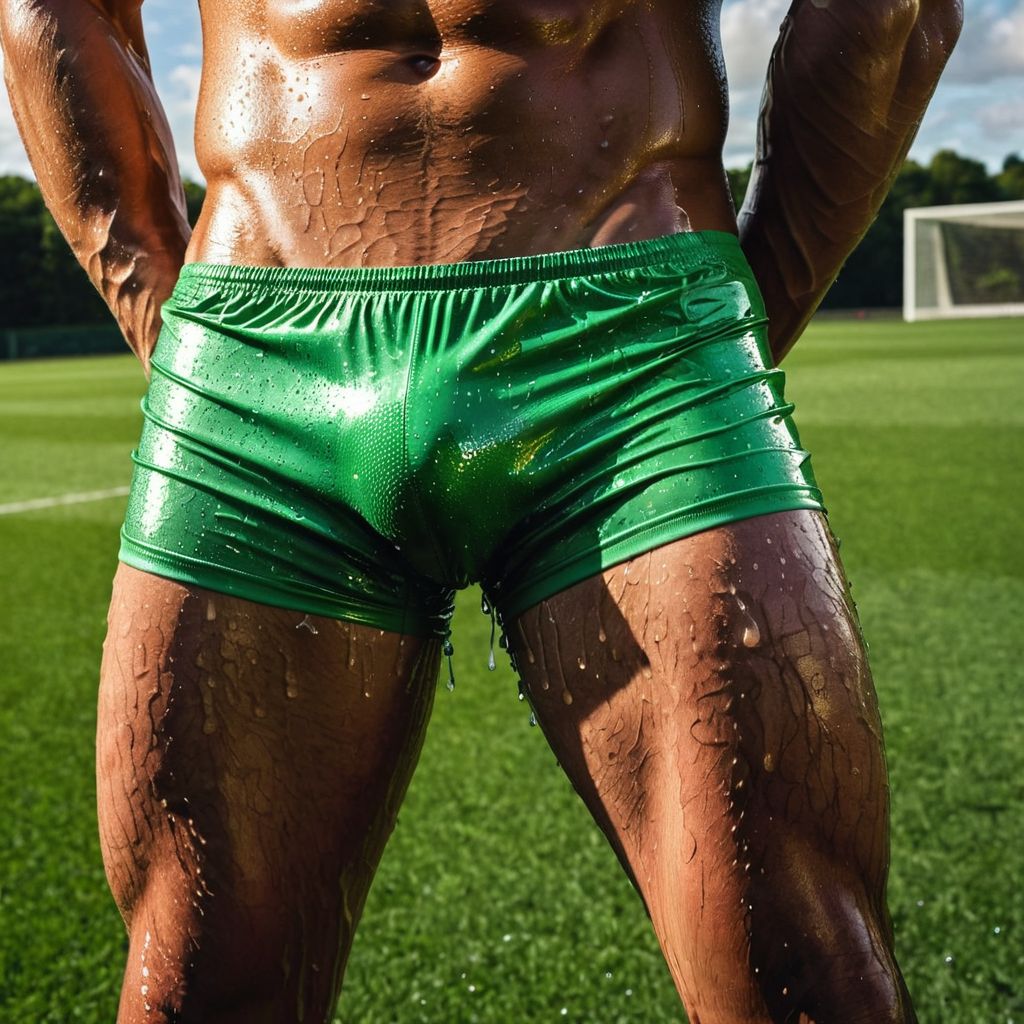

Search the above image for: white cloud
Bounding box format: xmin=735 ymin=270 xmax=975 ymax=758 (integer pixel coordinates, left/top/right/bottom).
xmin=0 ymin=50 xmax=35 ymax=177
xmin=719 ymin=0 xmax=789 ymax=167
xmin=168 ymin=62 xmax=201 ymax=96
xmin=945 ymin=2 xmax=1024 ymax=83
xmin=162 ymin=63 xmax=202 ymax=181
xmin=979 ymin=97 xmax=1024 ymax=133
xmin=720 ymin=0 xmax=789 ymax=95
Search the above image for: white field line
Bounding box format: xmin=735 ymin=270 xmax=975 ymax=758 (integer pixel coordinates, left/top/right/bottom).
xmin=0 ymin=485 xmax=130 ymax=516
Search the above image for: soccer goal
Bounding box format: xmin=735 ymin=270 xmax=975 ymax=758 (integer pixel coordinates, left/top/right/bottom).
xmin=903 ymin=200 xmax=1024 ymax=321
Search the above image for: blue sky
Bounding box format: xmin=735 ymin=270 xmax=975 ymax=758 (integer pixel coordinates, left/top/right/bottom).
xmin=1 ymin=0 xmax=1021 ymax=181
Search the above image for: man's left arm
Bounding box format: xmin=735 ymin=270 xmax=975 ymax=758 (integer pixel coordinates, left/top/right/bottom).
xmin=736 ymin=0 xmax=963 ymax=362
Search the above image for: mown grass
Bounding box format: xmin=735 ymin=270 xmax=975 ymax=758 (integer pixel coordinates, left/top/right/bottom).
xmin=0 ymin=318 xmax=1021 ymax=1023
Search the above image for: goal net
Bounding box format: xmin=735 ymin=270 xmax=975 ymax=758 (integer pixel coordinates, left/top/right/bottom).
xmin=903 ymin=200 xmax=1024 ymax=321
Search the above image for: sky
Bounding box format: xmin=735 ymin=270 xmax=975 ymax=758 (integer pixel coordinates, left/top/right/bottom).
xmin=0 ymin=0 xmax=1021 ymax=182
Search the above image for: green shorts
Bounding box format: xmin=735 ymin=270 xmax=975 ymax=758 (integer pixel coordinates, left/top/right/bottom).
xmin=119 ymin=230 xmax=823 ymax=639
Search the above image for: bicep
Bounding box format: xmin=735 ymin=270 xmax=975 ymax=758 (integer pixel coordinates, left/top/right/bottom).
xmin=87 ymin=0 xmax=151 ymax=68
xmin=2 ymin=0 xmax=149 ymax=60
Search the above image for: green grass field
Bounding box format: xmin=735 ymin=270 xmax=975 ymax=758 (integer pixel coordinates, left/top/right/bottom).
xmin=1 ymin=317 xmax=1021 ymax=1023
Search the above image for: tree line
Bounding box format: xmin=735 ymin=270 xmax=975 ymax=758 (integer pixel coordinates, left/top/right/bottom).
xmin=1 ymin=150 xmax=1022 ymax=329
xmin=0 ymin=181 xmax=205 ymax=330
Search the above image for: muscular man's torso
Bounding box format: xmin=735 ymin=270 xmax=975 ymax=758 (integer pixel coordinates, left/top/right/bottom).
xmin=187 ymin=0 xmax=736 ymax=268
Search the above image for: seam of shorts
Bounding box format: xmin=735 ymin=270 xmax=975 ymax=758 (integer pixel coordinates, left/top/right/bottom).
xmin=494 ymin=489 xmax=827 ymax=622
xmin=118 ymin=532 xmax=445 ymax=637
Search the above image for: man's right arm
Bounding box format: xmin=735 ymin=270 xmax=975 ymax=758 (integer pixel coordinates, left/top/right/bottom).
xmin=735 ymin=0 xmax=962 ymax=364
xmin=0 ymin=0 xmax=191 ymax=371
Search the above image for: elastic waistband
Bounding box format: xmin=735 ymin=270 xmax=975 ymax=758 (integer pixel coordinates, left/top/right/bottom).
xmin=177 ymin=230 xmax=745 ymax=294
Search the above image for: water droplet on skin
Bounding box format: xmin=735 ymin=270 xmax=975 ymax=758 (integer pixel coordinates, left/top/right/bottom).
xmin=444 ymin=638 xmax=456 ymax=688
xmin=577 ymin=657 xmax=586 ymax=670
xmin=529 ymin=711 xmax=538 ymax=727
xmin=562 ymin=688 xmax=574 ymax=705
xmin=763 ymin=752 xmax=775 ymax=772
xmin=205 ymin=600 xmax=216 ymax=621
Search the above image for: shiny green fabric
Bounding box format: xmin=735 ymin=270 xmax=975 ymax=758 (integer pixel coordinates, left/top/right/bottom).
xmin=119 ymin=230 xmax=824 ymax=637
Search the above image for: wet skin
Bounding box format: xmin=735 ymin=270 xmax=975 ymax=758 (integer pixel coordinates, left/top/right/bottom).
xmin=190 ymin=0 xmax=735 ymax=268
xmin=101 ymin=513 xmax=910 ymax=1023
xmin=1 ymin=0 xmax=964 ymax=1020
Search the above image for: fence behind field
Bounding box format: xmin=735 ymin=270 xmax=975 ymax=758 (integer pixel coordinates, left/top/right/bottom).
xmin=2 ymin=325 xmax=124 ymax=360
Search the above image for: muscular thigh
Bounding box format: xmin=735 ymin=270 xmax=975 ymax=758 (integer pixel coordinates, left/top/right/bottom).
xmin=508 ymin=510 xmax=893 ymax=1013
xmin=512 ymin=510 xmax=884 ymax=829
xmin=97 ymin=564 xmax=438 ymax=999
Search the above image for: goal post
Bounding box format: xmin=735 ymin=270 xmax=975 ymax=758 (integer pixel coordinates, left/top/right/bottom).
xmin=903 ymin=200 xmax=1024 ymax=321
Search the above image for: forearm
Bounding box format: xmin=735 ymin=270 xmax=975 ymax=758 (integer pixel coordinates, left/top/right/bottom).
xmin=0 ymin=0 xmax=190 ymax=368
xmin=737 ymin=0 xmax=962 ymax=362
